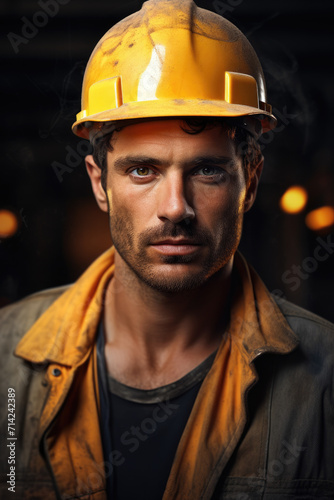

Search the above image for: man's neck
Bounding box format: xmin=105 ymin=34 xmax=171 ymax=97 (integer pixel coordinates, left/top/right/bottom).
xmin=103 ymin=254 xmax=233 ymax=389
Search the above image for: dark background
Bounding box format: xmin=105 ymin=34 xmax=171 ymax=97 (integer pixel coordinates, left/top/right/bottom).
xmin=1 ymin=0 xmax=334 ymax=320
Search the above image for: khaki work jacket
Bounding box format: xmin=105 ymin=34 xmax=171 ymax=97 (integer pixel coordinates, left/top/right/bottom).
xmin=0 ymin=249 xmax=333 ymax=499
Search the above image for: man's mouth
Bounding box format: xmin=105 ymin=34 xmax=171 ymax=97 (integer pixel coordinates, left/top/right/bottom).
xmin=150 ymin=238 xmax=202 ymax=256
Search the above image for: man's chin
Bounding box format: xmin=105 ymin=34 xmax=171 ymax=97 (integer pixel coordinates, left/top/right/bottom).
xmin=141 ymin=278 xmax=204 ymax=294
xmin=134 ymin=266 xmax=213 ymax=294
xmin=159 ymin=254 xmax=198 ymax=264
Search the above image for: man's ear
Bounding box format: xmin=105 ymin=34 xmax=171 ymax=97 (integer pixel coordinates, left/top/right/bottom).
xmin=85 ymin=155 xmax=108 ymax=213
xmin=243 ymin=157 xmax=264 ymax=213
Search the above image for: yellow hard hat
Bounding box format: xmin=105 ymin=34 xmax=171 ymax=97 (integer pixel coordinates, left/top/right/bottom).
xmin=72 ymin=0 xmax=276 ymax=139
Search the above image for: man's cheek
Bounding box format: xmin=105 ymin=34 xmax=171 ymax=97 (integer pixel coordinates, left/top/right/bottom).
xmin=192 ymin=185 xmax=212 ymax=211
xmin=193 ymin=187 xmax=228 ymax=214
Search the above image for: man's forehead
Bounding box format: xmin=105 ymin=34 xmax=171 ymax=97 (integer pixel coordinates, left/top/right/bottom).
xmin=90 ymin=116 xmax=256 ymax=146
xmin=105 ymin=120 xmax=241 ymax=172
xmin=109 ymin=119 xmax=237 ymax=153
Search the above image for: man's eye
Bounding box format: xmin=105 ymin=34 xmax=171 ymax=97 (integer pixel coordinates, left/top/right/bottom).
xmin=131 ymin=167 xmax=153 ymax=177
xmin=194 ymin=166 xmax=226 ymax=177
xmin=197 ymin=167 xmax=218 ymax=176
xmin=192 ymin=166 xmax=228 ymax=183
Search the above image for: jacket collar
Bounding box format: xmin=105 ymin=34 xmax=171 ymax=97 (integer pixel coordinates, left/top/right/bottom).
xmin=15 ymin=247 xmax=115 ymax=367
xmin=15 ymin=248 xmax=298 ymax=367
xmin=230 ymin=252 xmax=299 ymax=363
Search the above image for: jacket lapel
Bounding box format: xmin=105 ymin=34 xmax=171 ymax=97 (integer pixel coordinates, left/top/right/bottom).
xmin=15 ymin=247 xmax=115 ymax=367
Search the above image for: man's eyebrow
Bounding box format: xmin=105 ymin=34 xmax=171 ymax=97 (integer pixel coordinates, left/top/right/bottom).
xmin=190 ymin=156 xmax=238 ymax=170
xmin=112 ymin=155 xmax=238 ymax=171
xmin=113 ymin=156 xmax=164 ymax=170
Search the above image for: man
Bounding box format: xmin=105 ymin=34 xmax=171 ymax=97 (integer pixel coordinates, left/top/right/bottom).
xmin=0 ymin=0 xmax=333 ymax=499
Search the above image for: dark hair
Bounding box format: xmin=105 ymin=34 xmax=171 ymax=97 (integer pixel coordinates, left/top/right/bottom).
xmin=92 ymin=118 xmax=263 ymax=190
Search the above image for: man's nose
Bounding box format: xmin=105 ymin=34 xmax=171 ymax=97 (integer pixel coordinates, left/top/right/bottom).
xmin=157 ymin=173 xmax=195 ymax=224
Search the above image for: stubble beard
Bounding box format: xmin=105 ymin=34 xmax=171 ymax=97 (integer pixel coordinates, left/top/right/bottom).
xmin=108 ymin=208 xmax=242 ymax=294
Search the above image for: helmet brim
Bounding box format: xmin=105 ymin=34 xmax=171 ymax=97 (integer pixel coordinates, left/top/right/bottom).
xmin=72 ymin=98 xmax=276 ymax=139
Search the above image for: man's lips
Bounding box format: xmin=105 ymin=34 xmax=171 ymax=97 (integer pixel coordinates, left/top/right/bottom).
xmin=150 ymin=239 xmax=202 ymax=255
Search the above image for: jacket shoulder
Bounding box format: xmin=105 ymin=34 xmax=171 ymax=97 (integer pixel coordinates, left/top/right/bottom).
xmin=273 ymin=295 xmax=334 ymax=352
xmin=274 ymin=295 xmax=334 ymax=330
xmin=0 ymin=286 xmax=70 ymax=349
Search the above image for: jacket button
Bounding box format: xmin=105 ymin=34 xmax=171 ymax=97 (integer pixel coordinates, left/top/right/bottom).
xmin=52 ymin=368 xmax=61 ymax=377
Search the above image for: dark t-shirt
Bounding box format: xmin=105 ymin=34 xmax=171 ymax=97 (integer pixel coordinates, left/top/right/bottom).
xmin=97 ymin=322 xmax=216 ymax=499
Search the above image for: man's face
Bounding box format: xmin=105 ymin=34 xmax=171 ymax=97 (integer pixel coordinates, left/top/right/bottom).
xmin=92 ymin=119 xmax=256 ymax=293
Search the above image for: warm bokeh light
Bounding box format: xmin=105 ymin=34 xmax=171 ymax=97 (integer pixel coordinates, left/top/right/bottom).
xmin=280 ymin=186 xmax=308 ymax=214
xmin=305 ymin=206 xmax=334 ymax=231
xmin=0 ymin=209 xmax=19 ymax=238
